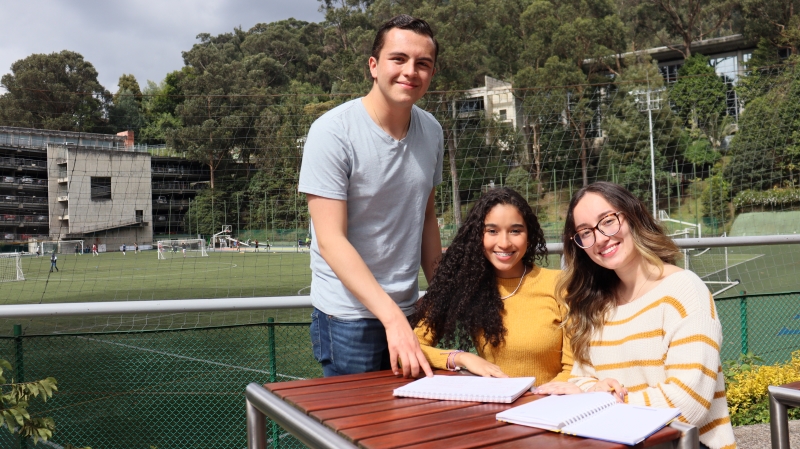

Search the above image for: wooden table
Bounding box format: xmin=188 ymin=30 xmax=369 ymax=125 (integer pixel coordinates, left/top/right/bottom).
xmin=245 ymin=370 xmax=697 ymax=449
xmin=769 ymin=381 xmax=800 ymax=449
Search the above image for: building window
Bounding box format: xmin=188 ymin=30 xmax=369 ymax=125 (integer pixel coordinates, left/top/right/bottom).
xmin=499 ymin=109 xmax=507 ymax=121
xmin=135 ymin=210 xmax=143 ymax=223
xmin=90 ymin=177 xmax=111 ymax=200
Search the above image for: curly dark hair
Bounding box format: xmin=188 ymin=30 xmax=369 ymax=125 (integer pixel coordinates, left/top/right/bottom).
xmin=410 ymin=187 xmax=547 ymax=351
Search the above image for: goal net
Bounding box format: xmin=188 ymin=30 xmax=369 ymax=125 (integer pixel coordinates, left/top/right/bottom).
xmin=156 ymin=239 xmax=208 ymax=259
xmin=40 ymin=240 xmax=84 ymax=255
xmin=0 ymin=253 xmax=24 ymax=282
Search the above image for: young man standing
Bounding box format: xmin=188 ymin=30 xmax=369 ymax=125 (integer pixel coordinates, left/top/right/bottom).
xmin=299 ymin=15 xmax=442 ymax=378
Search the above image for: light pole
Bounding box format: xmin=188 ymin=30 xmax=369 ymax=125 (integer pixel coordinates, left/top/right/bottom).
xmin=633 ymin=86 xmax=665 ymax=219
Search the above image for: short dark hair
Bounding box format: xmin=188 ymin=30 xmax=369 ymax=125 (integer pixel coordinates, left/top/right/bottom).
xmin=371 ymin=15 xmax=439 ymax=63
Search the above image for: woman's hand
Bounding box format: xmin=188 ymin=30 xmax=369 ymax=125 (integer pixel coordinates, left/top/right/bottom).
xmin=532 ymin=381 xmax=583 ymax=395
xmin=588 ymin=378 xmax=627 ymax=402
xmin=454 ymin=352 xmax=509 ymax=378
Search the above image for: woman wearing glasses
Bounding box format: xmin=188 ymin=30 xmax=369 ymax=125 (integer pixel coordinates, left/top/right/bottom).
xmin=536 ymin=182 xmax=735 ymax=449
xmin=411 ymin=188 xmax=573 ymax=385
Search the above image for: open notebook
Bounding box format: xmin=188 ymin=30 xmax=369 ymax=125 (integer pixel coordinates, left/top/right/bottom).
xmin=393 ymin=375 xmax=536 ymax=403
xmin=496 ymin=392 xmax=681 ymax=446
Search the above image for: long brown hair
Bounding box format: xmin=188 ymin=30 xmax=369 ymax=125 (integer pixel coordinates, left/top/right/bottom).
xmin=558 ymin=182 xmax=680 ymax=365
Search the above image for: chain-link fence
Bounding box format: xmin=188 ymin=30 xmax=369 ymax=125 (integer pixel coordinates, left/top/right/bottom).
xmin=0 ymin=292 xmax=798 ymax=448
xmin=0 ymin=320 xmax=317 ymax=449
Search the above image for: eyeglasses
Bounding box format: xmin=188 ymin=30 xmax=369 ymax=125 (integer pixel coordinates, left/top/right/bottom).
xmin=571 ymin=212 xmax=623 ymax=249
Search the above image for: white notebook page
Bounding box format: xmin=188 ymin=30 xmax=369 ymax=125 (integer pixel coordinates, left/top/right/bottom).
xmin=496 ymin=392 xmax=616 ymax=429
xmin=393 ymin=375 xmax=536 ymax=403
xmin=562 ymin=403 xmax=680 ymax=445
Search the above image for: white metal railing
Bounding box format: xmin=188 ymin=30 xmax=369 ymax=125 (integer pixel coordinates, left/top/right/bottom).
xmin=1 ymin=234 xmax=799 ymax=319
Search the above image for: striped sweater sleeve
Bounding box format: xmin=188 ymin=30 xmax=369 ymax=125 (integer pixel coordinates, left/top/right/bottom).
xmin=625 ymin=288 xmax=723 ymax=426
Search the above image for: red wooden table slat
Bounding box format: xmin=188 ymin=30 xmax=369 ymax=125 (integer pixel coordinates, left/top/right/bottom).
xmin=781 ymin=381 xmax=800 ymax=390
xmin=639 ymin=427 xmax=682 ymax=448
xmin=283 ymin=381 xmax=402 ymax=404
xmin=488 ymin=430 xmax=626 ymax=449
xmin=400 ymin=424 xmax=545 ymax=449
xmin=265 ymin=370 xmax=395 ymax=392
xmin=272 ymin=375 xmax=407 ymax=398
xmin=356 ymin=407 xmax=508 ymax=449
xmin=330 ymin=401 xmax=488 ymax=441
xmin=299 ymin=391 xmax=417 ymax=413
xmin=314 ymin=398 xmax=436 ymax=421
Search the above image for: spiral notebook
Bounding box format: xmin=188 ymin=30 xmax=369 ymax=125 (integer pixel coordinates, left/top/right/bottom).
xmin=496 ymin=392 xmax=680 ymax=446
xmin=393 ymin=375 xmax=536 ymax=403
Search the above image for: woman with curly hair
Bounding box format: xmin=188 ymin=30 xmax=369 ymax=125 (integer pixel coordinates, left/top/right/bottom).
xmin=411 ymin=187 xmax=573 ymax=385
xmin=536 ymin=181 xmax=735 ymax=449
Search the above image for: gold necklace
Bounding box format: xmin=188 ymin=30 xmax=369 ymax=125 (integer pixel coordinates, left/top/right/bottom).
xmin=619 ymin=267 xmax=653 ymax=305
xmin=373 ymin=107 xmax=410 ymax=140
xmin=500 ymin=265 xmax=527 ymax=300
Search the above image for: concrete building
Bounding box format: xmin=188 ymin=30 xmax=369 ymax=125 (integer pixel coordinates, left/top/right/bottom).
xmin=47 ymin=143 xmax=152 ymax=249
xmin=0 ymin=126 xmax=208 ymax=251
xmin=458 ymin=76 xmax=523 ymax=129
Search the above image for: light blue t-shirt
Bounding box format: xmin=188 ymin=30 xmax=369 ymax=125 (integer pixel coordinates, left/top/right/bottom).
xmin=298 ymin=98 xmax=444 ymax=319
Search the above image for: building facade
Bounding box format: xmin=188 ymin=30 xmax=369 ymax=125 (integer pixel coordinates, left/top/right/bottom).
xmin=0 ymin=126 xmax=208 ymax=251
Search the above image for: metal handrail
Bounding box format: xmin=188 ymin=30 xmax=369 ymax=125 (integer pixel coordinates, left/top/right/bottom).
xmin=0 ymin=234 xmax=799 ymax=318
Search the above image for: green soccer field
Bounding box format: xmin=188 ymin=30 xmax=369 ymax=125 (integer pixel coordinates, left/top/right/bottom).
xmin=1 ymin=250 xmax=437 ymax=335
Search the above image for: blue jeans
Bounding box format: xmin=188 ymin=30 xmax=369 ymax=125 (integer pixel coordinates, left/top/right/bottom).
xmin=310 ymin=308 xmax=391 ymax=377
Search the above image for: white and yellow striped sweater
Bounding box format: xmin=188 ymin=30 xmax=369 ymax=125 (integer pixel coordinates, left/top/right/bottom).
xmin=569 ymin=270 xmax=736 ymax=449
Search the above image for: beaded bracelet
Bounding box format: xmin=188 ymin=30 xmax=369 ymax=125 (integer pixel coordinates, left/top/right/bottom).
xmin=446 ymin=350 xmax=464 ymax=371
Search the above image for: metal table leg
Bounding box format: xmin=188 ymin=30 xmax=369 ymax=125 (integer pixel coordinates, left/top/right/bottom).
xmin=669 ymin=420 xmax=699 ymax=449
xmin=769 ymin=385 xmax=800 ymax=449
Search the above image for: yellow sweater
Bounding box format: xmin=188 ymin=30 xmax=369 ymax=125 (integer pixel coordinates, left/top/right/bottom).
xmin=414 ymin=266 xmax=573 ymax=386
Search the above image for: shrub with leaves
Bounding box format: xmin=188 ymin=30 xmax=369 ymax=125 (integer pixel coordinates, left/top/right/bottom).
xmin=725 ymin=350 xmax=800 ymax=425
xmin=1 ymin=359 xmax=57 ymax=444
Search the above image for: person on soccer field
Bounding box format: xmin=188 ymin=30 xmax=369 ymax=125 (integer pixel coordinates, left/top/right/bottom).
xmin=411 ymin=188 xmax=573 ymax=386
xmin=75 ymin=245 xmax=81 ymax=256
xmin=49 ymin=251 xmax=58 ymax=273
xmin=534 ymin=182 xmax=736 ymax=449
xmin=134 ymin=242 xmax=139 ymax=254
xmin=254 ymin=240 xmax=259 ymax=252
xmin=299 ymin=15 xmax=443 ymax=378
xmin=92 ymin=243 xmax=98 ymax=256
xmin=122 ymin=243 xmax=126 ymax=256
xmin=181 ymin=242 xmax=186 ymax=258
xmin=157 ymin=242 xmax=165 ymax=260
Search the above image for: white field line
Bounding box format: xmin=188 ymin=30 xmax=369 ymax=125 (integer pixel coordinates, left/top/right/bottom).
xmin=21 ymin=262 xmax=241 ymax=283
xmin=76 ymin=335 xmax=307 ymax=380
xmin=693 ymin=254 xmax=764 ymax=279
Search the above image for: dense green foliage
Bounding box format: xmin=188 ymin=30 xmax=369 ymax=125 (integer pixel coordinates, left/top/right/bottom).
xmin=3 ymin=0 xmax=800 ymax=230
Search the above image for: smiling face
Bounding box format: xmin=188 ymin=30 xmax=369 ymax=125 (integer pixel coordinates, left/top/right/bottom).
xmin=572 ymin=192 xmax=642 ymax=274
xmin=368 ymin=28 xmax=436 ymax=109
xmin=482 ymin=204 xmax=528 ymax=278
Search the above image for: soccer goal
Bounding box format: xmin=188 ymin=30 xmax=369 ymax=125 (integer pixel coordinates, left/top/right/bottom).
xmin=41 ymin=240 xmax=84 ymax=255
xmin=0 ymin=253 xmax=25 ymax=282
xmin=156 ymin=239 xmax=208 ymax=259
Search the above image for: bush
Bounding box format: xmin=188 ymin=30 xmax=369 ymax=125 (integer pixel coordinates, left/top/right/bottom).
xmin=733 ymin=187 xmax=800 ymax=210
xmin=725 ymin=350 xmax=800 ymax=426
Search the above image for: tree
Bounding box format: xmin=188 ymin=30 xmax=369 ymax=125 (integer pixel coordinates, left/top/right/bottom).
xmin=0 ymin=50 xmax=110 ymax=131
xmin=741 ymin=0 xmax=800 ymax=58
xmin=632 ymin=0 xmax=739 ymax=58
xmin=601 ymin=56 xmax=680 ymax=206
xmin=670 ymin=54 xmax=728 ymax=139
xmin=726 ymin=59 xmax=800 ymax=195
xmin=113 ymin=74 xmax=142 ymax=105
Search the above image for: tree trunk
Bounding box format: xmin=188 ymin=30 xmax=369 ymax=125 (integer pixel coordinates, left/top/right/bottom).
xmin=580 ymin=124 xmax=588 ymax=187
xmin=209 ymin=162 xmax=215 ymax=190
xmin=446 ymin=128 xmax=462 ymax=227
